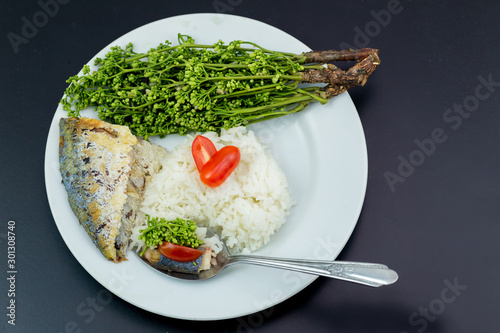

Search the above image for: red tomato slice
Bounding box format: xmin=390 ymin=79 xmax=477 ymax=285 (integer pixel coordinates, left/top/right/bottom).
xmin=192 ymin=135 xmax=217 ymax=171
xmin=199 ymin=145 xmax=241 ymax=188
xmin=159 ymin=242 xmax=203 ymax=262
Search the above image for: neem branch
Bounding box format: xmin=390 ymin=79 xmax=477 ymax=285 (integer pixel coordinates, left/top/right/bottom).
xmin=61 ymin=34 xmax=380 ymax=139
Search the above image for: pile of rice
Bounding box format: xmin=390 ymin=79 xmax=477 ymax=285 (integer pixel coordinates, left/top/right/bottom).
xmin=133 ymin=127 xmax=294 ymax=254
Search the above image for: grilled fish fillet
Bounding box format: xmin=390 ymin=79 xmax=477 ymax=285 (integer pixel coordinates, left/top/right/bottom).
xmin=59 ymin=117 xmax=167 ymax=262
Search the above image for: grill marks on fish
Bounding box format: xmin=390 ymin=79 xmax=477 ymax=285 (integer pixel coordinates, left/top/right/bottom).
xmin=90 ymin=127 xmax=119 ymax=138
xmin=59 ymin=117 xmax=167 ymax=262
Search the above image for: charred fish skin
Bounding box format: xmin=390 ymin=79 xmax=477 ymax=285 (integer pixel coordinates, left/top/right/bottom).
xmin=59 ymin=117 xmax=167 ymax=262
xmin=59 ymin=117 xmax=137 ymax=262
xmin=155 ymin=254 xmax=204 ymax=274
xmin=142 ymin=248 xmax=211 ymax=275
xmin=121 ymin=137 xmax=166 ymax=240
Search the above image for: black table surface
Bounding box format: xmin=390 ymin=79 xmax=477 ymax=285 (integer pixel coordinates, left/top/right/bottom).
xmin=2 ymin=1 xmax=499 ymax=332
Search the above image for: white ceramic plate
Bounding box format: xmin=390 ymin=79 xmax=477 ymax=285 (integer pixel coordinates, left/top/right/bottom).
xmin=45 ymin=13 xmax=367 ymax=320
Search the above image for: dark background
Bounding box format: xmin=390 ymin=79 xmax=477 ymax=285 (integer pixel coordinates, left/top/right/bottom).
xmin=1 ymin=0 xmax=499 ymax=332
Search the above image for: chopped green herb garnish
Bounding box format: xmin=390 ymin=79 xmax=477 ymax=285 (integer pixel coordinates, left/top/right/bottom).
xmin=138 ymin=215 xmax=203 ymax=255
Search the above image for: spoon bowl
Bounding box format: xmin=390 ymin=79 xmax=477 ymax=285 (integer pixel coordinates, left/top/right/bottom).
xmin=136 ymin=228 xmax=398 ymax=287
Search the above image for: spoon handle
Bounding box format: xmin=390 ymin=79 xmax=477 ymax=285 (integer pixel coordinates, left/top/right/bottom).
xmin=227 ymin=256 xmax=398 ymax=287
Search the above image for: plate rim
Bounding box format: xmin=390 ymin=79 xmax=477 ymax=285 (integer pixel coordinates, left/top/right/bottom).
xmin=44 ymin=12 xmax=368 ymax=321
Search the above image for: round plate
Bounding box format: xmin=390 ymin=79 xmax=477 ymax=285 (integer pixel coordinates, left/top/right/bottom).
xmin=44 ymin=13 xmax=367 ymax=320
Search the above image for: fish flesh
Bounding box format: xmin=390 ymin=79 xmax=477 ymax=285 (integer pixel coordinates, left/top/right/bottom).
xmin=142 ymin=247 xmax=212 ymax=274
xmin=59 ymin=117 xmax=167 ymax=262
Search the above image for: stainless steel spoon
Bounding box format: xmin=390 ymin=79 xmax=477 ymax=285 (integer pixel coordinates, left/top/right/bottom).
xmin=136 ymin=228 xmax=398 ymax=287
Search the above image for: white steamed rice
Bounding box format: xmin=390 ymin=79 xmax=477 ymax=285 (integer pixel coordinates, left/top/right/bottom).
xmin=131 ymin=126 xmax=294 ymax=254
